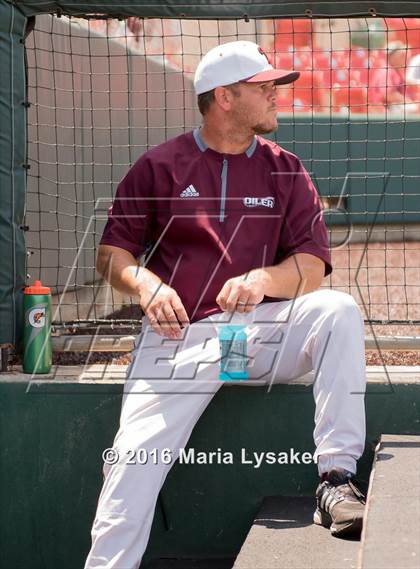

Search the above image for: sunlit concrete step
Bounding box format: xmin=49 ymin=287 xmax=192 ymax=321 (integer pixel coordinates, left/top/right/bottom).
xmin=358 ymin=434 xmax=420 ymax=569
xmin=233 ymin=496 xmax=360 ymax=569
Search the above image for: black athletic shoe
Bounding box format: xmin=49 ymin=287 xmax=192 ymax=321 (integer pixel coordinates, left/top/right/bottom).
xmin=313 ymin=469 xmax=366 ymax=537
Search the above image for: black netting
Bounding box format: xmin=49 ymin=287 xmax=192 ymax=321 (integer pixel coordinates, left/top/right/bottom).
xmin=24 ymin=15 xmax=420 ymax=334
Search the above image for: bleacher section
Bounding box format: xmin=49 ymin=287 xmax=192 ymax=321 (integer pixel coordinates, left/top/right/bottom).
xmin=273 ymin=18 xmax=420 ymax=114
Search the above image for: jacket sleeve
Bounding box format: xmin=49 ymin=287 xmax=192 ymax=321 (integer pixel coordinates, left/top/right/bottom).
xmin=277 ymin=158 xmax=332 ymax=276
xmin=98 ymin=155 xmax=154 ymax=259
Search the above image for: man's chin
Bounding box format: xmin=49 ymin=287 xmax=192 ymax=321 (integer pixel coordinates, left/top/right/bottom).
xmin=252 ymin=122 xmax=278 ymax=135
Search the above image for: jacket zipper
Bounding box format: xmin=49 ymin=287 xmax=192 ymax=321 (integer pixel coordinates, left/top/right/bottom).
xmin=219 ymin=158 xmax=228 ymax=222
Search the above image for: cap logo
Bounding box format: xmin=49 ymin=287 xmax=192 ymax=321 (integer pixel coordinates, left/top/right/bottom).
xmin=258 ymin=46 xmax=271 ymax=64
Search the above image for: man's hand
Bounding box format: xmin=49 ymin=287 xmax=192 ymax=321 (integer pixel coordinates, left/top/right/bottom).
xmin=96 ymin=245 xmax=190 ymax=339
xmin=216 ymin=255 xmax=325 ymax=313
xmin=216 ymin=270 xmax=268 ymax=314
xmin=138 ymin=275 xmax=190 ymax=339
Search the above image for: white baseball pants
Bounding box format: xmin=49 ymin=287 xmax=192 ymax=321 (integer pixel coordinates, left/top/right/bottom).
xmin=84 ymin=289 xmax=366 ymax=569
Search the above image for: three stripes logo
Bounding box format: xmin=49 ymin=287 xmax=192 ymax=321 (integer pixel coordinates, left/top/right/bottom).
xmin=180 ymin=184 xmax=200 ymax=198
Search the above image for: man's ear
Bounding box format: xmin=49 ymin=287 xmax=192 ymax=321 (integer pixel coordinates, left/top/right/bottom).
xmin=213 ymin=86 xmax=235 ymax=111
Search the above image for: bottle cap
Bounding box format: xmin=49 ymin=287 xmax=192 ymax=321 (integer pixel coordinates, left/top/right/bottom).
xmin=24 ymin=280 xmax=51 ymax=295
xmin=229 ymin=312 xmax=248 ymax=326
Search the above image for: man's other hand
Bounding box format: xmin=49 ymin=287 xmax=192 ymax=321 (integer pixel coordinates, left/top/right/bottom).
xmin=216 ymin=270 xmax=267 ymax=314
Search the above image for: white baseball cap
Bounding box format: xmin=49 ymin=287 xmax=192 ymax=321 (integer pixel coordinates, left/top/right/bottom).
xmin=194 ymin=40 xmax=300 ymax=95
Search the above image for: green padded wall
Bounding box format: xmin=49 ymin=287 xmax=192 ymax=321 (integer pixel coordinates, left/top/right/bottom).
xmin=272 ymin=116 xmax=420 ymax=225
xmin=1 ymin=379 xmax=419 ymax=567
xmin=0 ymin=1 xmax=27 ymax=346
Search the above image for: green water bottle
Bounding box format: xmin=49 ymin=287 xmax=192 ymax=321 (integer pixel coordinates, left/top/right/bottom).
xmin=23 ymin=280 xmax=52 ymax=374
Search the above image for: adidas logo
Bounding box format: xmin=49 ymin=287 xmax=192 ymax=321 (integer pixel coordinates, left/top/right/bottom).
xmin=180 ymin=184 xmax=200 ymax=198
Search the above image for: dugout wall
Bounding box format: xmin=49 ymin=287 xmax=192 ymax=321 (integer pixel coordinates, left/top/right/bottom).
xmin=0 ymin=1 xmax=419 ymax=350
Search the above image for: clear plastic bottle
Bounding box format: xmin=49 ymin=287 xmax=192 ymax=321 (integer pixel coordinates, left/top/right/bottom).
xmin=218 ymin=312 xmax=249 ymax=381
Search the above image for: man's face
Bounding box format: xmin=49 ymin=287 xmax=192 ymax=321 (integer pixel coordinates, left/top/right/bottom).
xmin=227 ymin=80 xmax=279 ymax=135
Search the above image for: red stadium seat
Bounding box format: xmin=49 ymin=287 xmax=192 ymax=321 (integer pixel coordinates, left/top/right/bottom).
xmin=385 ymin=17 xmax=420 ymax=49
xmin=273 ymin=28 xmax=417 ymax=115
xmin=292 ymin=70 xmax=319 ymax=110
xmin=275 ymin=18 xmax=313 ymax=52
xmin=332 ymin=86 xmax=368 ymax=113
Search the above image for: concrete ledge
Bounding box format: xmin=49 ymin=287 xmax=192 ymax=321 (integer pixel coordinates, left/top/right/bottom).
xmin=358 ymin=434 xmax=420 ymax=569
xmin=1 ymin=365 xmax=419 ymax=385
xmin=51 ymin=334 xmax=420 ymax=352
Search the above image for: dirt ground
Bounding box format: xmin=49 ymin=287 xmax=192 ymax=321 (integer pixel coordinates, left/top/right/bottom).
xmin=9 ymin=349 xmax=419 ymax=367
